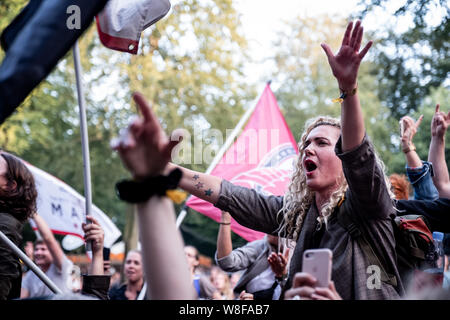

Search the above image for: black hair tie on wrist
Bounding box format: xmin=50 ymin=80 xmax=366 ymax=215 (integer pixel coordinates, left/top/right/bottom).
xmin=115 ymin=168 xmax=182 ymax=203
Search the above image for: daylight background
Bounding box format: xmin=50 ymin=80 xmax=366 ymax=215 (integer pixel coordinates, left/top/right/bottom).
xmin=0 ymin=0 xmax=448 ymax=259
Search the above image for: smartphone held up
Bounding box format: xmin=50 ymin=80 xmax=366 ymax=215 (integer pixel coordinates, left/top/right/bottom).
xmin=302 ymin=248 xmax=333 ymax=288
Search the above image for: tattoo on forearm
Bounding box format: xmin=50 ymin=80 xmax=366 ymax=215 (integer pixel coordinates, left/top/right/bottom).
xmin=191 ymin=174 xmax=213 ymax=197
xmin=195 ymin=182 xmax=204 ymax=189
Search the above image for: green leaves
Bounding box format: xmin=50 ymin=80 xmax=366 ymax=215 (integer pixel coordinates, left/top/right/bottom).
xmin=0 ymin=0 xmax=254 ymax=254
xmin=358 ymin=0 xmax=449 ymax=119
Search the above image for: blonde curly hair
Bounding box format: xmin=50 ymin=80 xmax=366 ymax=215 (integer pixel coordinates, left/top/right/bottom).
xmin=276 ymin=116 xmax=345 ymax=243
xmin=276 ymin=116 xmax=394 ymax=246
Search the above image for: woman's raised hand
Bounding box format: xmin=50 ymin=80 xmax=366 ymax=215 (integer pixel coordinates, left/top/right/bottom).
xmin=431 ymin=104 xmax=450 ymax=139
xmin=321 ymin=20 xmax=373 ymax=91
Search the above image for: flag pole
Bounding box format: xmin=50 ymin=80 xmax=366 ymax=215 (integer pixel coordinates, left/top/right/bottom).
xmin=176 ymin=82 xmax=272 ymax=228
xmin=0 ymin=230 xmax=62 ymax=294
xmin=73 ymin=40 xmax=93 ymax=251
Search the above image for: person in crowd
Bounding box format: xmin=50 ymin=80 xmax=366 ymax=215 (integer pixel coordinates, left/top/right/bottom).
xmin=395 ymin=104 xmax=450 ymax=234
xmin=80 ymin=215 xmax=111 ymax=300
xmin=399 ymin=251 xmax=450 ymax=299
xmin=399 ymin=115 xmax=439 ymax=200
xmin=215 ymin=210 xmax=288 ymax=300
xmin=0 ymin=151 xmax=37 ymax=300
xmin=112 ymin=92 xmax=195 ymax=299
xmin=403 ymin=285 xmax=450 ymax=300
xmin=100 ymin=246 xmax=121 ymax=290
xmin=389 ymin=174 xmax=411 ymax=200
xmin=184 ymin=245 xmax=219 ymax=299
xmin=108 ymin=249 xmax=145 ymax=300
xmin=211 ymin=268 xmax=235 ymax=300
xmin=21 ymin=212 xmax=74 ymax=298
xmin=109 ymin=21 xmax=450 ymax=300
xmin=444 ymin=257 xmax=450 ymax=290
xmin=284 ymin=105 xmax=450 ymax=300
xmin=209 ymin=265 xmax=222 ymax=284
xmin=70 ymin=265 xmax=82 ymax=293
xmin=108 ymin=267 xmax=121 ymax=289
xmin=102 ymin=247 xmax=111 ymax=275
xmin=396 ymin=105 xmax=450 ymax=295
xmin=31 ymin=215 xmax=110 ymax=300
xmin=22 ymin=241 xmax=34 ymax=272
xmin=135 ymin=21 xmax=404 ymax=300
xmin=230 ymin=270 xmax=243 ymax=289
xmin=428 ymin=104 xmax=450 ymax=198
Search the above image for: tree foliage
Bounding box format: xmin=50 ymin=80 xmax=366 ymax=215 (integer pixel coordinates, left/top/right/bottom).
xmin=0 ymin=0 xmax=253 ymax=254
xmin=357 ymin=0 xmax=449 ymax=119
xmin=387 ymin=85 xmax=450 ymax=175
xmin=2 ymin=0 xmax=448 ymax=259
xmin=269 ymin=14 xmax=394 ymax=165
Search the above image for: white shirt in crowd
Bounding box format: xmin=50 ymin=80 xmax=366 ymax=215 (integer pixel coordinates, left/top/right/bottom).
xmin=245 ymin=266 xmax=281 ymax=300
xmin=22 ymin=257 xmax=74 ymax=297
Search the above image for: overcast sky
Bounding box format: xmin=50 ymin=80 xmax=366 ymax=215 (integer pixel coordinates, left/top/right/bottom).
xmin=232 ymin=0 xmax=429 ymax=94
xmin=234 ymin=0 xmax=361 ymax=93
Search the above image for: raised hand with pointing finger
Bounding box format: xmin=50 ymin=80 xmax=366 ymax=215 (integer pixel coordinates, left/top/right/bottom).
xmin=112 ymin=92 xmax=182 ymax=180
xmin=431 ymin=104 xmax=450 ymax=139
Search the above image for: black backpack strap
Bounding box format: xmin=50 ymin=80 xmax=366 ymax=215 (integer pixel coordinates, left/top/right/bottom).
xmin=337 ymin=201 xmax=398 ymax=287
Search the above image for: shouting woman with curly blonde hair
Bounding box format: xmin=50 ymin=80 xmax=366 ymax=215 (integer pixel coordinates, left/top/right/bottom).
xmin=123 ymin=21 xmax=403 ymax=300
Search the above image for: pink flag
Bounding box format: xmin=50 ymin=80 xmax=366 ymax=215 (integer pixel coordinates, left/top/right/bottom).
xmin=186 ymin=84 xmax=298 ymax=241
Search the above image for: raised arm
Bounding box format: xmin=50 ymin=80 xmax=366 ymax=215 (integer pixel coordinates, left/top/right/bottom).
xmin=136 ymin=195 xmax=195 ymax=299
xmin=322 ymin=21 xmax=394 ymax=218
xmin=400 ymin=114 xmax=439 ymax=200
xmin=113 ymin=92 xmax=195 ymax=299
xmin=81 ymin=216 xmax=112 ymax=300
xmin=166 ymin=162 xmax=222 ymax=205
xmin=82 ymin=216 xmax=104 ymax=275
xmin=400 ymin=115 xmax=424 ymax=168
xmin=321 ymin=20 xmax=372 ymax=151
xmin=428 ymin=104 xmax=450 ymax=198
xmin=216 ymin=211 xmax=233 ymax=259
xmin=32 ymin=212 xmax=65 ymax=271
xmin=112 ymin=91 xmax=222 ymax=205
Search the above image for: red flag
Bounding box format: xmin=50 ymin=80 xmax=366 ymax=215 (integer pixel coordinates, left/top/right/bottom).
xmin=96 ymin=0 xmax=171 ymax=54
xmin=186 ymin=84 xmax=298 ymax=241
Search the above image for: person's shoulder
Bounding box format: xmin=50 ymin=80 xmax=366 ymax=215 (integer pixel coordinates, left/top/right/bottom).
xmin=0 ymin=211 xmax=21 ymax=224
xmin=109 ymin=280 xmax=121 ymax=288
xmin=21 ymin=269 xmax=41 ymax=293
xmin=108 ymin=282 xmax=127 ymax=300
xmin=62 ymin=255 xmax=74 ymax=268
xmin=22 ymin=270 xmax=35 ymax=283
xmin=240 ymin=238 xmax=266 ymax=251
xmin=109 ymin=282 xmax=126 ymax=293
xmin=0 ymin=212 xmax=23 ymax=237
xmin=54 ymin=255 xmax=74 ymax=274
xmin=198 ymin=274 xmax=215 ymax=287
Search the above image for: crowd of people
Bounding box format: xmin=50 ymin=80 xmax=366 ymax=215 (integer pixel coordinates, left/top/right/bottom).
xmin=0 ymin=20 xmax=449 ymax=300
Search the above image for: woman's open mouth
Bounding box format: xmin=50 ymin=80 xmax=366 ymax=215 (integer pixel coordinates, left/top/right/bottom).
xmin=304 ymin=159 xmax=317 ymax=176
